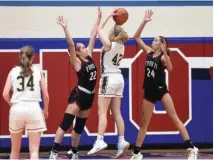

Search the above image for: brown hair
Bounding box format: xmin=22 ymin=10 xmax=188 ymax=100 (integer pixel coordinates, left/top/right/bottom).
xmin=111 ymin=24 xmax=129 ymax=43
xmin=74 ymin=43 xmax=81 ymax=58
xmin=159 ymin=36 xmax=171 ymax=57
xmin=19 ymin=46 xmax=34 ymax=77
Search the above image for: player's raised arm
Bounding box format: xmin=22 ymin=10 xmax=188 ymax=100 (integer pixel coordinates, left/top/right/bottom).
xmin=57 ymin=16 xmax=80 ymax=70
xmin=87 ymin=7 xmax=102 ymax=57
xmin=160 ymin=38 xmax=173 ymax=71
xmin=134 ymin=9 xmax=154 ymax=54
xmin=97 ymin=8 xmax=118 ymax=51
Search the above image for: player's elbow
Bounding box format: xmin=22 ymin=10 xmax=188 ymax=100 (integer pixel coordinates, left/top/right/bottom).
xmin=43 ymin=93 xmax=49 ymax=101
xmin=167 ymin=66 xmax=173 ymax=72
xmin=103 ymin=42 xmax=111 ymax=51
xmin=2 ymin=92 xmax=9 ymax=100
xmin=68 ymin=44 xmax=75 ymax=49
xmin=135 ymin=37 xmax=143 ymax=48
xmin=133 ymin=34 xmax=139 ymax=39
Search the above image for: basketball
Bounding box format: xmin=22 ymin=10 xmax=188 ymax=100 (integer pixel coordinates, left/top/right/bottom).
xmin=113 ymin=8 xmax=129 ymax=25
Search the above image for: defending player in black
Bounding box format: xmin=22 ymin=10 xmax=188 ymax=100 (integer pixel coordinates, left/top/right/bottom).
xmin=130 ymin=9 xmax=198 ymax=160
xmin=49 ymin=8 xmax=101 ymax=160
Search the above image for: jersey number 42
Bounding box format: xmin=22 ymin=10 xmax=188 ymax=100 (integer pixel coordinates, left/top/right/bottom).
xmin=112 ymin=53 xmax=123 ymax=66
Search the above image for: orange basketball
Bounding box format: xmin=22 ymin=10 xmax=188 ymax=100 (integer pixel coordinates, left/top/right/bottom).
xmin=113 ymin=8 xmax=129 ymax=25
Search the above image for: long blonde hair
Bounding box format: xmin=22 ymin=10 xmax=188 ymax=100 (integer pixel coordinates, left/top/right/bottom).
xmin=19 ymin=46 xmax=34 ymax=77
xmin=109 ymin=24 xmax=129 ymax=43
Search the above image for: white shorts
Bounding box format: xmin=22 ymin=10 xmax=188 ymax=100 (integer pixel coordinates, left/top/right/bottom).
xmin=9 ymin=102 xmax=47 ymax=133
xmin=98 ymin=73 xmax=124 ymax=97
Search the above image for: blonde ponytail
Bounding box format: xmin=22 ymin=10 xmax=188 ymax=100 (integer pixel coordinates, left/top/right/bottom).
xmin=115 ymin=30 xmax=129 ymax=43
xmin=111 ymin=24 xmax=129 ymax=43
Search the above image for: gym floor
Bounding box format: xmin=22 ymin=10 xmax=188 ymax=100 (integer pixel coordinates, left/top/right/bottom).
xmin=0 ymin=149 xmax=213 ymax=159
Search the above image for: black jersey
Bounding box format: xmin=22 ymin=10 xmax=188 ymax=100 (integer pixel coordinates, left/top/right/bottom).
xmin=76 ymin=56 xmax=97 ymax=91
xmin=143 ymin=52 xmax=166 ymax=89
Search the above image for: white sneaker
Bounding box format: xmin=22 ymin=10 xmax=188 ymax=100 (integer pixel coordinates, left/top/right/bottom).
xmin=130 ymin=152 xmax=143 ymax=160
xmin=187 ymin=147 xmax=199 ymax=160
xmin=67 ymin=150 xmax=79 ymax=160
xmin=87 ymin=140 xmax=108 ymax=155
xmin=49 ymin=150 xmax=58 ymax=160
xmin=116 ymin=140 xmax=130 ymax=158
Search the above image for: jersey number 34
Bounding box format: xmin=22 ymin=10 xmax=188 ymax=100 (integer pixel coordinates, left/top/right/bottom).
xmin=17 ymin=75 xmax=35 ymax=91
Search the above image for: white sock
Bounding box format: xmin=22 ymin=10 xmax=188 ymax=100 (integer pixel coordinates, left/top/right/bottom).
xmin=119 ymin=136 xmax=125 ymax=143
xmin=97 ymin=134 xmax=104 ymax=141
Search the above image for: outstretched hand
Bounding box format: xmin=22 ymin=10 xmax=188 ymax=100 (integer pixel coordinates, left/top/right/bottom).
xmin=108 ymin=8 xmax=119 ymax=17
xmin=97 ymin=7 xmax=102 ymax=20
xmin=57 ymin=16 xmax=67 ymax=28
xmin=144 ymin=9 xmax=153 ymax=22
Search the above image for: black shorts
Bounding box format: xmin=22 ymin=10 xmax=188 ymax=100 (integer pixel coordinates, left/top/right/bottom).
xmin=68 ymin=87 xmax=95 ymax=110
xmin=144 ymin=85 xmax=169 ymax=104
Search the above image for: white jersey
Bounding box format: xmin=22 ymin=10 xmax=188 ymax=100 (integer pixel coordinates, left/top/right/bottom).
xmin=10 ymin=66 xmax=42 ymax=103
xmin=100 ymin=42 xmax=125 ymax=75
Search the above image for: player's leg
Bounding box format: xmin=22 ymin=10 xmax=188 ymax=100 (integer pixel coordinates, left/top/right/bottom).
xmin=97 ymin=96 xmax=112 ymax=137
xmin=88 ymin=76 xmax=114 ymax=155
xmin=49 ymin=103 xmax=79 ymax=159
xmin=110 ymin=97 xmax=124 ymax=137
xmin=9 ymin=104 xmax=25 ymax=159
xmin=67 ymin=109 xmax=91 ymax=159
xmin=25 ymin=104 xmax=47 ymax=159
xmin=130 ymin=99 xmax=155 ymax=159
xmin=161 ymin=93 xmax=198 ymax=160
xmin=54 ymin=104 xmax=79 ymax=143
xmin=87 ymin=96 xmax=111 ymax=155
xmin=10 ymin=131 xmax=23 ymax=159
xmin=111 ymin=75 xmax=125 ymax=138
xmin=28 ymin=132 xmax=42 ymax=159
xmin=110 ymin=97 xmax=130 ymax=158
xmin=49 ymin=88 xmax=80 ymax=159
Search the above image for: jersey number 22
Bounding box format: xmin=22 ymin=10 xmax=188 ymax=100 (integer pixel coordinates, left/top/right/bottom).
xmin=89 ymin=71 xmax=96 ymax=81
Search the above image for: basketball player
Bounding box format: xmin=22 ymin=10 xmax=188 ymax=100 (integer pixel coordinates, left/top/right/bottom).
xmin=87 ymin=8 xmax=130 ymax=158
xmin=2 ymin=46 xmax=49 ymax=159
xmin=49 ymin=8 xmax=101 ymax=160
xmin=130 ymin=9 xmax=199 ymax=160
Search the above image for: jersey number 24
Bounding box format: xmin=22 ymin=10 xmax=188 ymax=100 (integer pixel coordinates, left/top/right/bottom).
xmin=147 ymin=68 xmax=155 ymax=78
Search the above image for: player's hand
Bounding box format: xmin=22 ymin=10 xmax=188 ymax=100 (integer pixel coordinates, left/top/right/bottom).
xmin=97 ymin=7 xmax=102 ymax=21
xmin=98 ymin=7 xmax=102 ymax=18
xmin=43 ymin=108 xmax=49 ymax=119
xmin=57 ymin=16 xmax=67 ymax=28
xmin=161 ymin=39 xmax=167 ymax=53
xmin=109 ymin=8 xmax=119 ymax=17
xmin=144 ymin=9 xmax=153 ymax=22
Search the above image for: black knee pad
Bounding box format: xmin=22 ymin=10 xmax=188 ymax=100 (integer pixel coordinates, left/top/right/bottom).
xmin=60 ymin=113 xmax=75 ymax=132
xmin=74 ymin=117 xmax=87 ymax=134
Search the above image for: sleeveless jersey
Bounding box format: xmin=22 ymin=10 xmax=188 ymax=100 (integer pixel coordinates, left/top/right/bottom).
xmin=143 ymin=52 xmax=166 ymax=89
xmin=10 ymin=66 xmax=42 ymax=103
xmin=76 ymin=56 xmax=97 ymax=91
xmin=100 ymin=42 xmax=125 ymax=75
